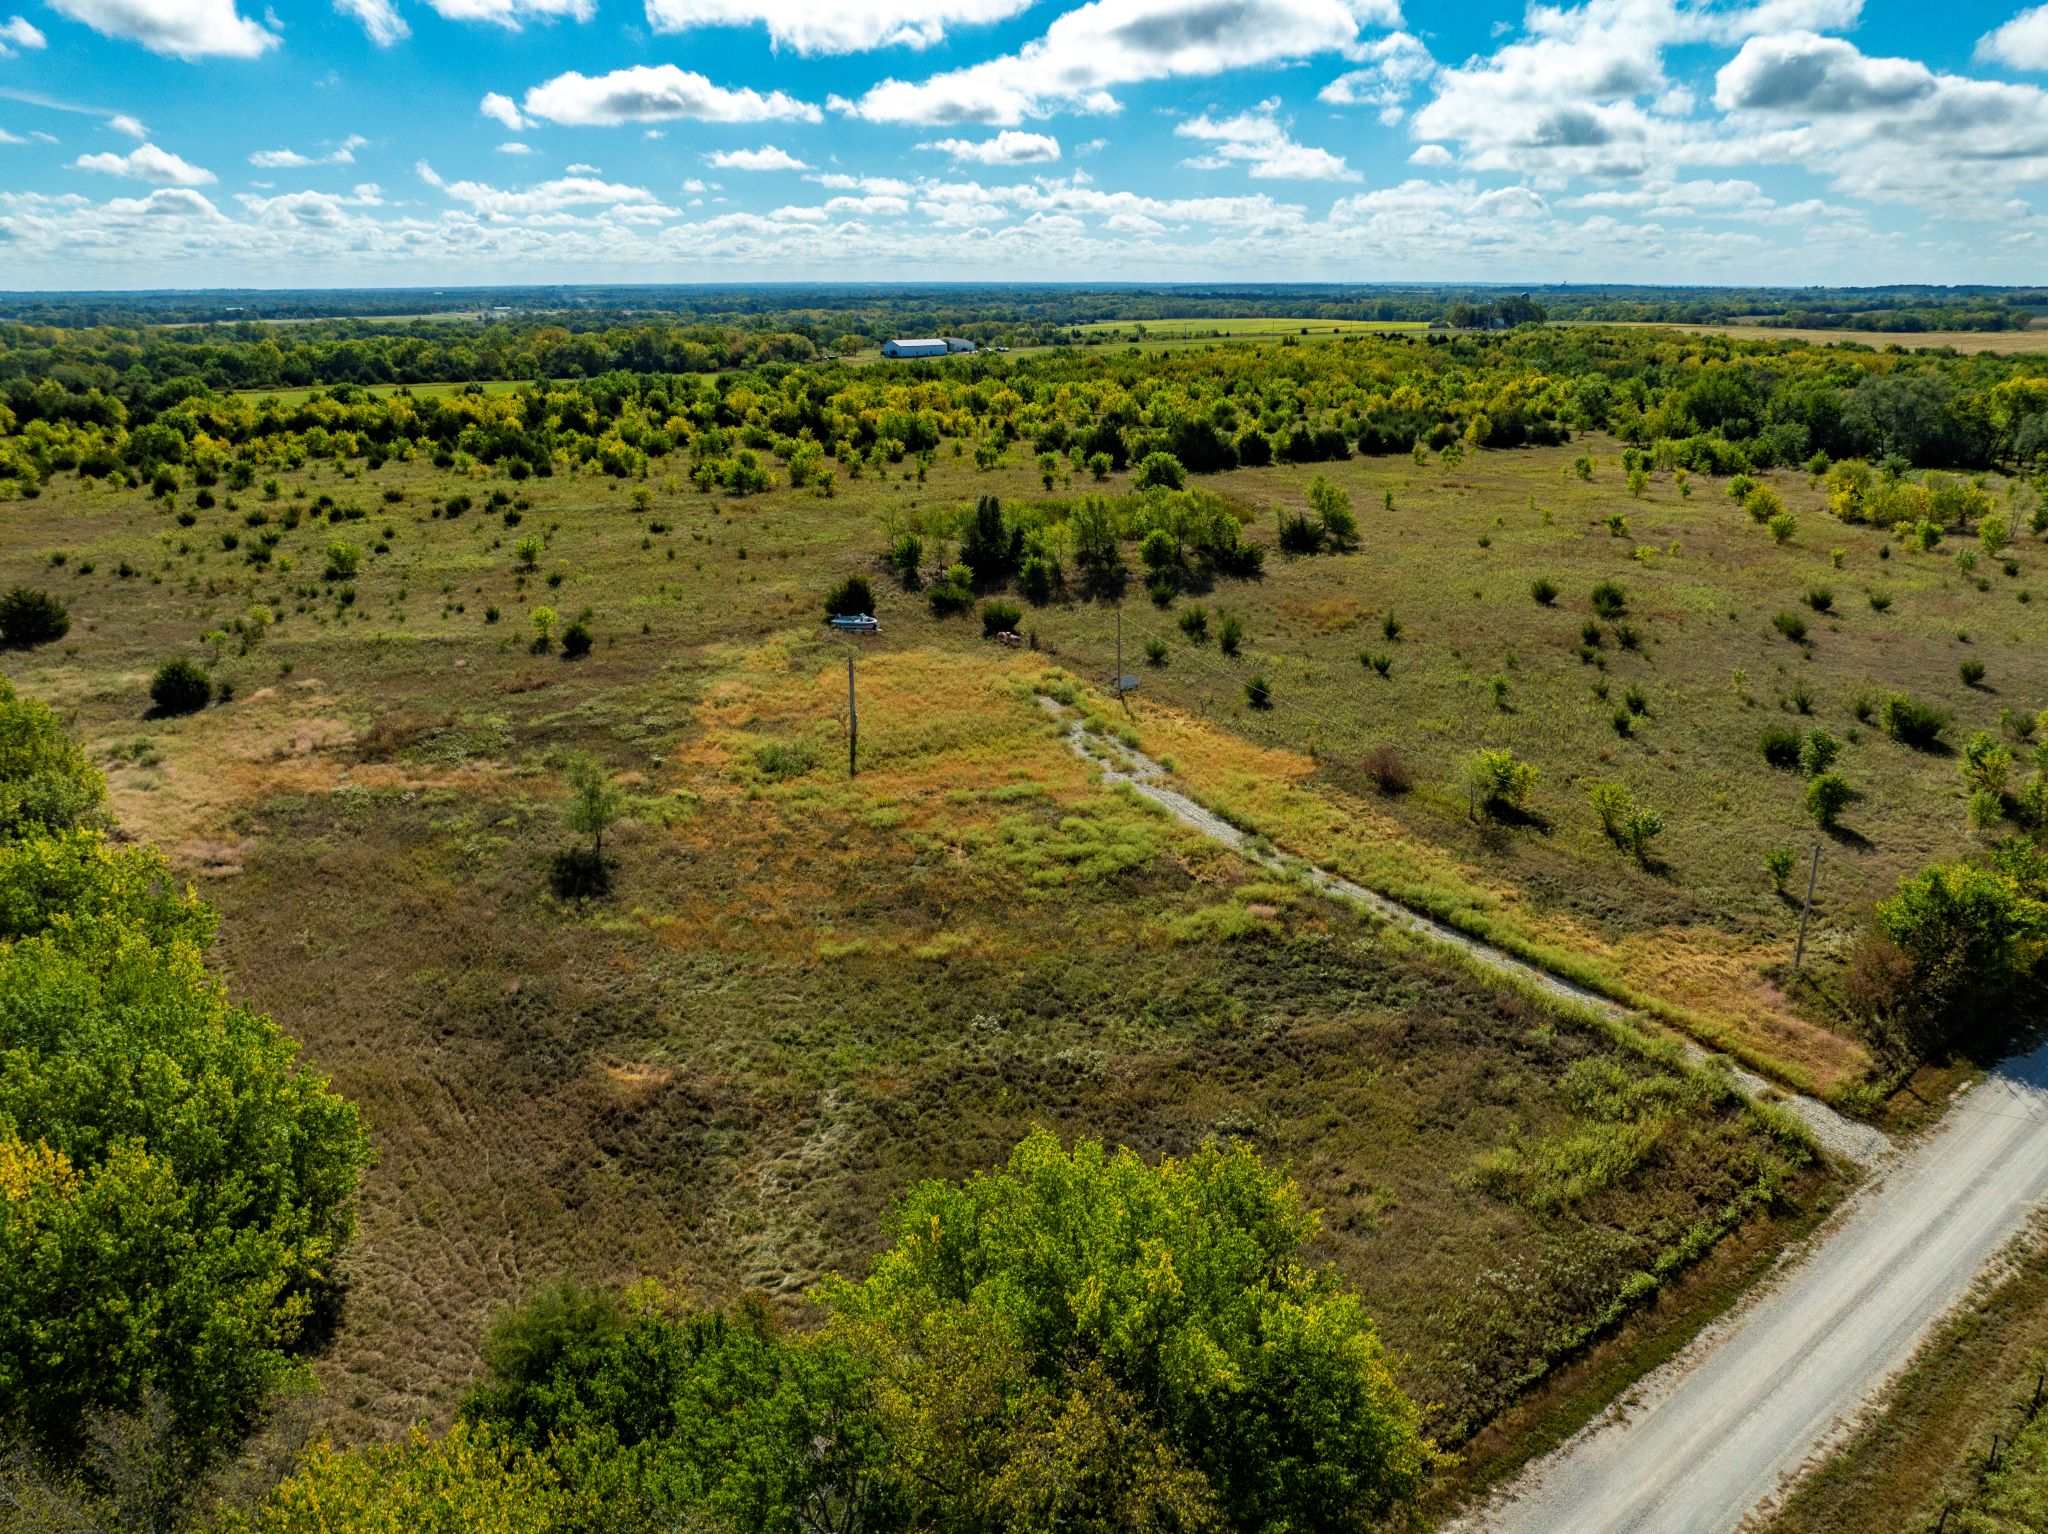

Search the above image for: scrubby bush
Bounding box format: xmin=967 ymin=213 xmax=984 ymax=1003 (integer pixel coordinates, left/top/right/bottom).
xmin=1307 ymin=475 xmax=1357 ymax=551
xmin=824 ymin=574 xmax=876 ymax=620
xmin=1765 ymin=845 xmax=1799 ymax=895
xmin=0 ymin=680 xmax=107 ymax=841
xmin=559 ymin=622 xmax=593 ymax=659
xmin=1862 ymin=857 xmax=2048 ymax=1059
xmin=148 ymin=659 xmax=212 ymax=715
xmin=1805 ymin=586 xmax=1834 ymax=613
xmin=1772 ymin=611 xmax=1809 ymax=642
xmin=927 ymin=566 xmax=972 ymax=616
xmin=1963 ymin=732 xmax=2013 ymax=795
xmin=1879 ymin=692 xmax=1950 ymax=748
xmin=1589 ymin=581 xmax=1627 ymax=619
xmin=0 ymin=588 xmax=69 ymax=650
xmin=1362 ymin=744 xmax=1410 ymax=794
xmin=381 ymin=1131 xmax=1437 ymax=1534
xmin=1961 ymin=657 xmax=1987 ymax=688
xmin=887 ymin=532 xmax=924 ymax=588
xmin=1588 ymin=780 xmax=1663 ymax=864
xmin=1245 ymin=674 xmax=1272 ymax=709
xmin=1806 ymin=771 xmax=1853 ymax=828
xmin=1179 ymin=605 xmax=1210 ymax=643
xmin=1463 ymin=748 xmax=1537 ymax=820
xmin=1531 ymin=577 xmax=1558 ymax=605
xmin=1799 ymin=729 xmax=1841 ymax=777
xmin=1144 ymin=638 xmax=1168 ymax=667
xmin=980 ymin=599 xmax=1022 ymax=637
xmin=1218 ymin=614 xmax=1244 ymax=656
xmin=1760 ymin=724 xmax=1803 ymax=768
xmin=323 ymin=542 xmax=362 ymax=581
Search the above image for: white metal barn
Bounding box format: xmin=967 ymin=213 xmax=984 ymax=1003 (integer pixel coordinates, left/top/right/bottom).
xmin=882 ymin=338 xmax=950 ymax=358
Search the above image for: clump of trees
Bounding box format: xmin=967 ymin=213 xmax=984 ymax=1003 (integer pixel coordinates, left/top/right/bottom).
xmin=236 ymin=1131 xmax=1437 ymax=1533
xmin=1845 ymin=844 xmax=2048 ymax=1067
xmin=0 ymin=674 xmax=369 ymax=1514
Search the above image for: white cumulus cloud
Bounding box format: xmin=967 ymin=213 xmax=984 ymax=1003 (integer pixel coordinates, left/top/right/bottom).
xmin=844 ymin=0 xmax=1401 ymax=125
xmin=73 ymin=142 xmax=217 ymax=185
xmin=45 ymin=0 xmax=279 ymax=57
xmin=1176 ymin=100 xmax=1359 ymax=179
xmin=916 ymin=129 xmax=1061 ymax=162
xmin=334 ymin=0 xmax=409 ymax=44
xmin=643 ymin=0 xmax=1034 ymax=54
xmin=704 ymin=144 xmax=810 ymax=170
xmin=1980 ymin=5 xmax=2048 ymax=70
xmin=520 ymin=65 xmax=823 ymax=125
xmin=0 ymin=13 xmax=46 ymax=52
xmin=420 ymin=0 xmax=591 ymax=25
xmin=248 ymin=135 xmax=366 ymax=168
xmin=480 ymin=92 xmax=528 ymax=130
xmin=417 ymin=159 xmax=668 ymax=214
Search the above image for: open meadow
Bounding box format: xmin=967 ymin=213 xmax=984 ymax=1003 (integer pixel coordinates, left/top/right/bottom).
xmin=0 ymin=419 xmax=1847 ymax=1483
xmin=8 ymin=314 xmax=2048 ymax=1525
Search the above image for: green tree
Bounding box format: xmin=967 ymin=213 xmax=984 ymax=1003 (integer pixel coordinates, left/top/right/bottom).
xmin=148 ymin=659 xmax=212 ymax=716
xmin=1134 ymin=452 xmax=1186 ymax=492
xmin=561 ymin=754 xmax=623 ymax=864
xmin=1463 ymin=748 xmax=1537 ymax=820
xmin=0 ymin=679 xmax=107 ymax=842
xmin=0 ymin=918 xmax=370 ymax=1461
xmin=1876 ymin=860 xmax=2048 ymax=1029
xmin=0 ymin=589 xmax=70 ymax=649
xmin=828 ymin=1130 xmax=1435 ymax=1530
xmin=1805 ymin=771 xmax=1852 ymax=828
xmin=242 ymin=1423 xmax=562 ymax=1534
xmin=958 ymin=494 xmax=1016 ymax=583
xmin=1306 ymin=476 xmax=1357 ymax=551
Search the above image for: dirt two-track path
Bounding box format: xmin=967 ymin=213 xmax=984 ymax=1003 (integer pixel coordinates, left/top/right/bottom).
xmin=1047 ymin=700 xmax=2048 ymax=1533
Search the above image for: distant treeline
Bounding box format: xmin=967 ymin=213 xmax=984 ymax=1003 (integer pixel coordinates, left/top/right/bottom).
xmin=2 ymin=282 xmax=2038 ymax=336
xmin=5 ymin=326 xmax=2048 ymax=501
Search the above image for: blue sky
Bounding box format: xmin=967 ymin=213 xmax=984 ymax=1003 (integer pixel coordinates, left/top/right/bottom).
xmin=2 ymin=0 xmax=2048 ymax=288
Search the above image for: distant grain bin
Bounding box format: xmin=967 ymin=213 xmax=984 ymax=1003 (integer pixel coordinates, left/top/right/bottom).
xmin=882 ymin=338 xmax=951 ymax=359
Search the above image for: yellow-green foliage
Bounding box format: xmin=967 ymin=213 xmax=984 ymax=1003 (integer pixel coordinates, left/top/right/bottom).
xmin=235 ymin=1424 xmax=559 ymax=1534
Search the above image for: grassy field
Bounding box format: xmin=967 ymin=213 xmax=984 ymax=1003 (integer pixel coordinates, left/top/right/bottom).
xmin=1768 ymin=1226 xmax=2048 ymax=1532
xmin=9 ymin=431 xmax=2037 ymax=1106
xmin=1593 ymin=320 xmax=2048 ymax=355
xmin=0 ymin=438 xmax=1839 ymax=1483
xmin=235 ymin=378 xmax=531 ymax=405
xmin=1007 ymin=447 xmax=2041 ymax=1099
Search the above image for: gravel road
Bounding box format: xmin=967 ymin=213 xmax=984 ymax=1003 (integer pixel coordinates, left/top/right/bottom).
xmin=1456 ymin=1041 xmax=2048 ymax=1534
xmin=1047 ymin=700 xmax=2048 ymax=1532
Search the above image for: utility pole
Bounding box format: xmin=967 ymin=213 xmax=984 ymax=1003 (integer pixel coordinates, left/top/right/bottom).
xmin=1115 ymin=608 xmax=1124 ymax=702
xmin=846 ymin=653 xmax=858 ymax=778
xmin=1793 ymin=840 xmax=1821 ymax=972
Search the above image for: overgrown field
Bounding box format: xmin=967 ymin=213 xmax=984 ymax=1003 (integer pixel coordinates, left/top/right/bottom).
xmin=994 ymin=445 xmax=2048 ymax=1098
xmin=0 ymin=435 xmax=1840 ymax=1474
